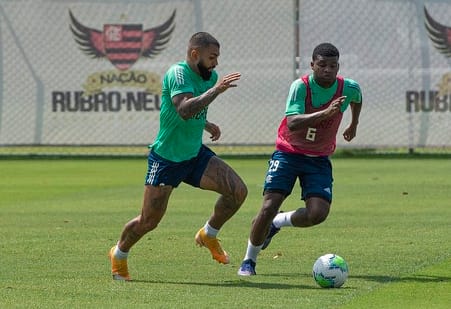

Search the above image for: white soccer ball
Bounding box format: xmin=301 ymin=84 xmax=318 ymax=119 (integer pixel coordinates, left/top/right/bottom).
xmin=312 ymin=253 xmax=349 ymax=288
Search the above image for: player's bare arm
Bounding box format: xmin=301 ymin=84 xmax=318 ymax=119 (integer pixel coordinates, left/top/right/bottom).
xmin=343 ymin=101 xmax=362 ymax=141
xmin=287 ymin=96 xmax=347 ymax=131
xmin=205 ymin=120 xmax=221 ymax=141
xmin=173 ymin=72 xmax=241 ymax=120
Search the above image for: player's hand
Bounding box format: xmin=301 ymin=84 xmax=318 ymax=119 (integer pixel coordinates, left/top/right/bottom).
xmin=343 ymin=125 xmax=357 ymax=142
xmin=331 ymin=96 xmax=346 ymax=110
xmin=216 ymin=72 xmax=241 ymax=93
xmin=205 ymin=121 xmax=221 ymax=141
xmin=324 ymin=96 xmax=346 ymax=117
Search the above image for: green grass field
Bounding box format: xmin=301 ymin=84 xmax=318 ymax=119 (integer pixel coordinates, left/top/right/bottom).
xmin=1 ymin=157 xmax=450 ymax=308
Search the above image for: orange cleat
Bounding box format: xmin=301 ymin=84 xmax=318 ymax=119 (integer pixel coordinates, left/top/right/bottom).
xmin=109 ymin=246 xmax=131 ymax=281
xmin=195 ymin=228 xmax=230 ymax=264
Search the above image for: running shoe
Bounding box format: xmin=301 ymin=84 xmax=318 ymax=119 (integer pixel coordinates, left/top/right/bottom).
xmin=195 ymin=228 xmax=230 ymax=264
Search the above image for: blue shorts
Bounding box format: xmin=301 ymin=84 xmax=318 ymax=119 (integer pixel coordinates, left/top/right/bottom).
xmin=263 ymin=151 xmax=333 ymax=202
xmin=144 ymin=145 xmax=215 ymax=188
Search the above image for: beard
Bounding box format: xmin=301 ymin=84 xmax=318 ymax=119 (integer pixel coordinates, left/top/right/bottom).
xmin=197 ymin=61 xmax=213 ymax=81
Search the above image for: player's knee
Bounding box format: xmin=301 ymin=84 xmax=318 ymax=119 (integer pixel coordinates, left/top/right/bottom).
xmin=234 ymin=182 xmax=248 ymax=205
xmin=309 ymin=208 xmax=329 ymax=225
xmin=225 ymin=180 xmax=247 ymax=206
xmin=260 ymin=202 xmax=279 ymax=219
xmin=312 ymin=212 xmax=328 ymax=225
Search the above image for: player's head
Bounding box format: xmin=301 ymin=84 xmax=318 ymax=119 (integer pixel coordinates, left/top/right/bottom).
xmin=311 ymin=43 xmax=340 ymax=87
xmin=312 ymin=43 xmax=339 ymax=61
xmin=187 ymin=32 xmax=220 ymax=80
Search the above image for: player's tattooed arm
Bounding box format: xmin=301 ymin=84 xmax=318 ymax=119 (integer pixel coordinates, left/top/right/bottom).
xmin=205 ymin=121 xmax=221 ymax=141
xmin=172 ymin=72 xmax=241 ymax=120
xmin=172 ymin=88 xmax=220 ymax=120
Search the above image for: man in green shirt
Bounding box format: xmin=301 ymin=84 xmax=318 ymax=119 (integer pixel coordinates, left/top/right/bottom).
xmin=109 ymin=32 xmax=247 ymax=280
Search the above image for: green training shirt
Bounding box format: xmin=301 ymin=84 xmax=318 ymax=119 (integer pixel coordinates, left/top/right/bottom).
xmin=285 ymin=74 xmax=362 ymax=116
xmin=150 ymin=61 xmax=218 ymax=162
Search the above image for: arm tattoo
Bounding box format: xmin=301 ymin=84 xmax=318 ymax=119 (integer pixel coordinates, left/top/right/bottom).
xmin=181 ymin=87 xmax=219 ymax=119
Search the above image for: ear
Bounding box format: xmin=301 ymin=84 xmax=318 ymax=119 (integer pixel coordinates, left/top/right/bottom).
xmin=310 ymin=61 xmax=314 ymax=69
xmin=190 ymin=48 xmax=200 ymax=62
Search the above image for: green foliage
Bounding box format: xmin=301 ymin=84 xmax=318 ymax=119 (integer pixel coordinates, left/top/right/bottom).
xmin=0 ymin=158 xmax=449 ymax=308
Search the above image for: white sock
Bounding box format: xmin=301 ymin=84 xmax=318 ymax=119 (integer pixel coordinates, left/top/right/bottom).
xmin=273 ymin=210 xmax=295 ymax=228
xmin=114 ymin=244 xmax=129 ymax=260
xmin=204 ymin=222 xmax=219 ymax=238
xmin=243 ymin=239 xmax=263 ymax=262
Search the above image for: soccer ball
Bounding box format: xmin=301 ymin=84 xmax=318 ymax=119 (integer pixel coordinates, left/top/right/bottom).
xmin=312 ymin=254 xmax=349 ymax=288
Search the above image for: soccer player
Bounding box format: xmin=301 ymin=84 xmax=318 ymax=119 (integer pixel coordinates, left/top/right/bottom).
xmin=237 ymin=43 xmax=362 ymax=276
xmin=109 ymin=32 xmax=247 ymax=280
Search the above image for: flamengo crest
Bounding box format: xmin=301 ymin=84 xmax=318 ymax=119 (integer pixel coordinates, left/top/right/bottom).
xmin=69 ymin=9 xmax=176 ymax=71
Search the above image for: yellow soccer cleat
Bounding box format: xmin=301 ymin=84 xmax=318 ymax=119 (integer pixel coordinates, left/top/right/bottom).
xmin=195 ymin=228 xmax=230 ymax=264
xmin=109 ymin=246 xmax=131 ymax=281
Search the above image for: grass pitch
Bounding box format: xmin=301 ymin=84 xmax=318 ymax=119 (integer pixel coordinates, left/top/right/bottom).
xmin=0 ymin=157 xmax=450 ymax=308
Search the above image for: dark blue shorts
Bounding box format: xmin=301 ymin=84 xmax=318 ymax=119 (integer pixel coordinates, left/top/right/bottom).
xmin=144 ymin=145 xmax=215 ymax=187
xmin=263 ymin=151 xmax=333 ymax=202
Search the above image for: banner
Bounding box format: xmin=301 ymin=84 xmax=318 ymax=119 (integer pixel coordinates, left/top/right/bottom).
xmin=0 ymin=0 xmax=450 ymax=148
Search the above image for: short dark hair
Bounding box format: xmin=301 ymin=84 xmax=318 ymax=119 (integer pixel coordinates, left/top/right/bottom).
xmin=189 ymin=32 xmax=220 ymax=49
xmin=312 ymin=43 xmax=339 ymax=60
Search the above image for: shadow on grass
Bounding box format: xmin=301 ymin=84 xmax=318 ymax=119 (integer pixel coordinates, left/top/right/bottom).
xmin=122 ymin=273 xmax=449 ymax=289
xmin=130 ymin=278 xmax=317 ymax=290
xmin=350 ymin=274 xmax=450 ymax=283
xmin=130 ymin=272 xmax=356 ymax=290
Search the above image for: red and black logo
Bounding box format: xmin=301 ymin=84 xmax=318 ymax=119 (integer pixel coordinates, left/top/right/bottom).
xmin=69 ymin=9 xmax=176 ymax=70
xmin=405 ymin=6 xmax=451 ymax=113
xmin=424 ymin=6 xmax=451 ymax=58
xmin=51 ymin=10 xmax=176 ymax=113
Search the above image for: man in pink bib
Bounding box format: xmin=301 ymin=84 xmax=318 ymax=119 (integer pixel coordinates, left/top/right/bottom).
xmin=238 ymin=42 xmax=362 ymax=276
